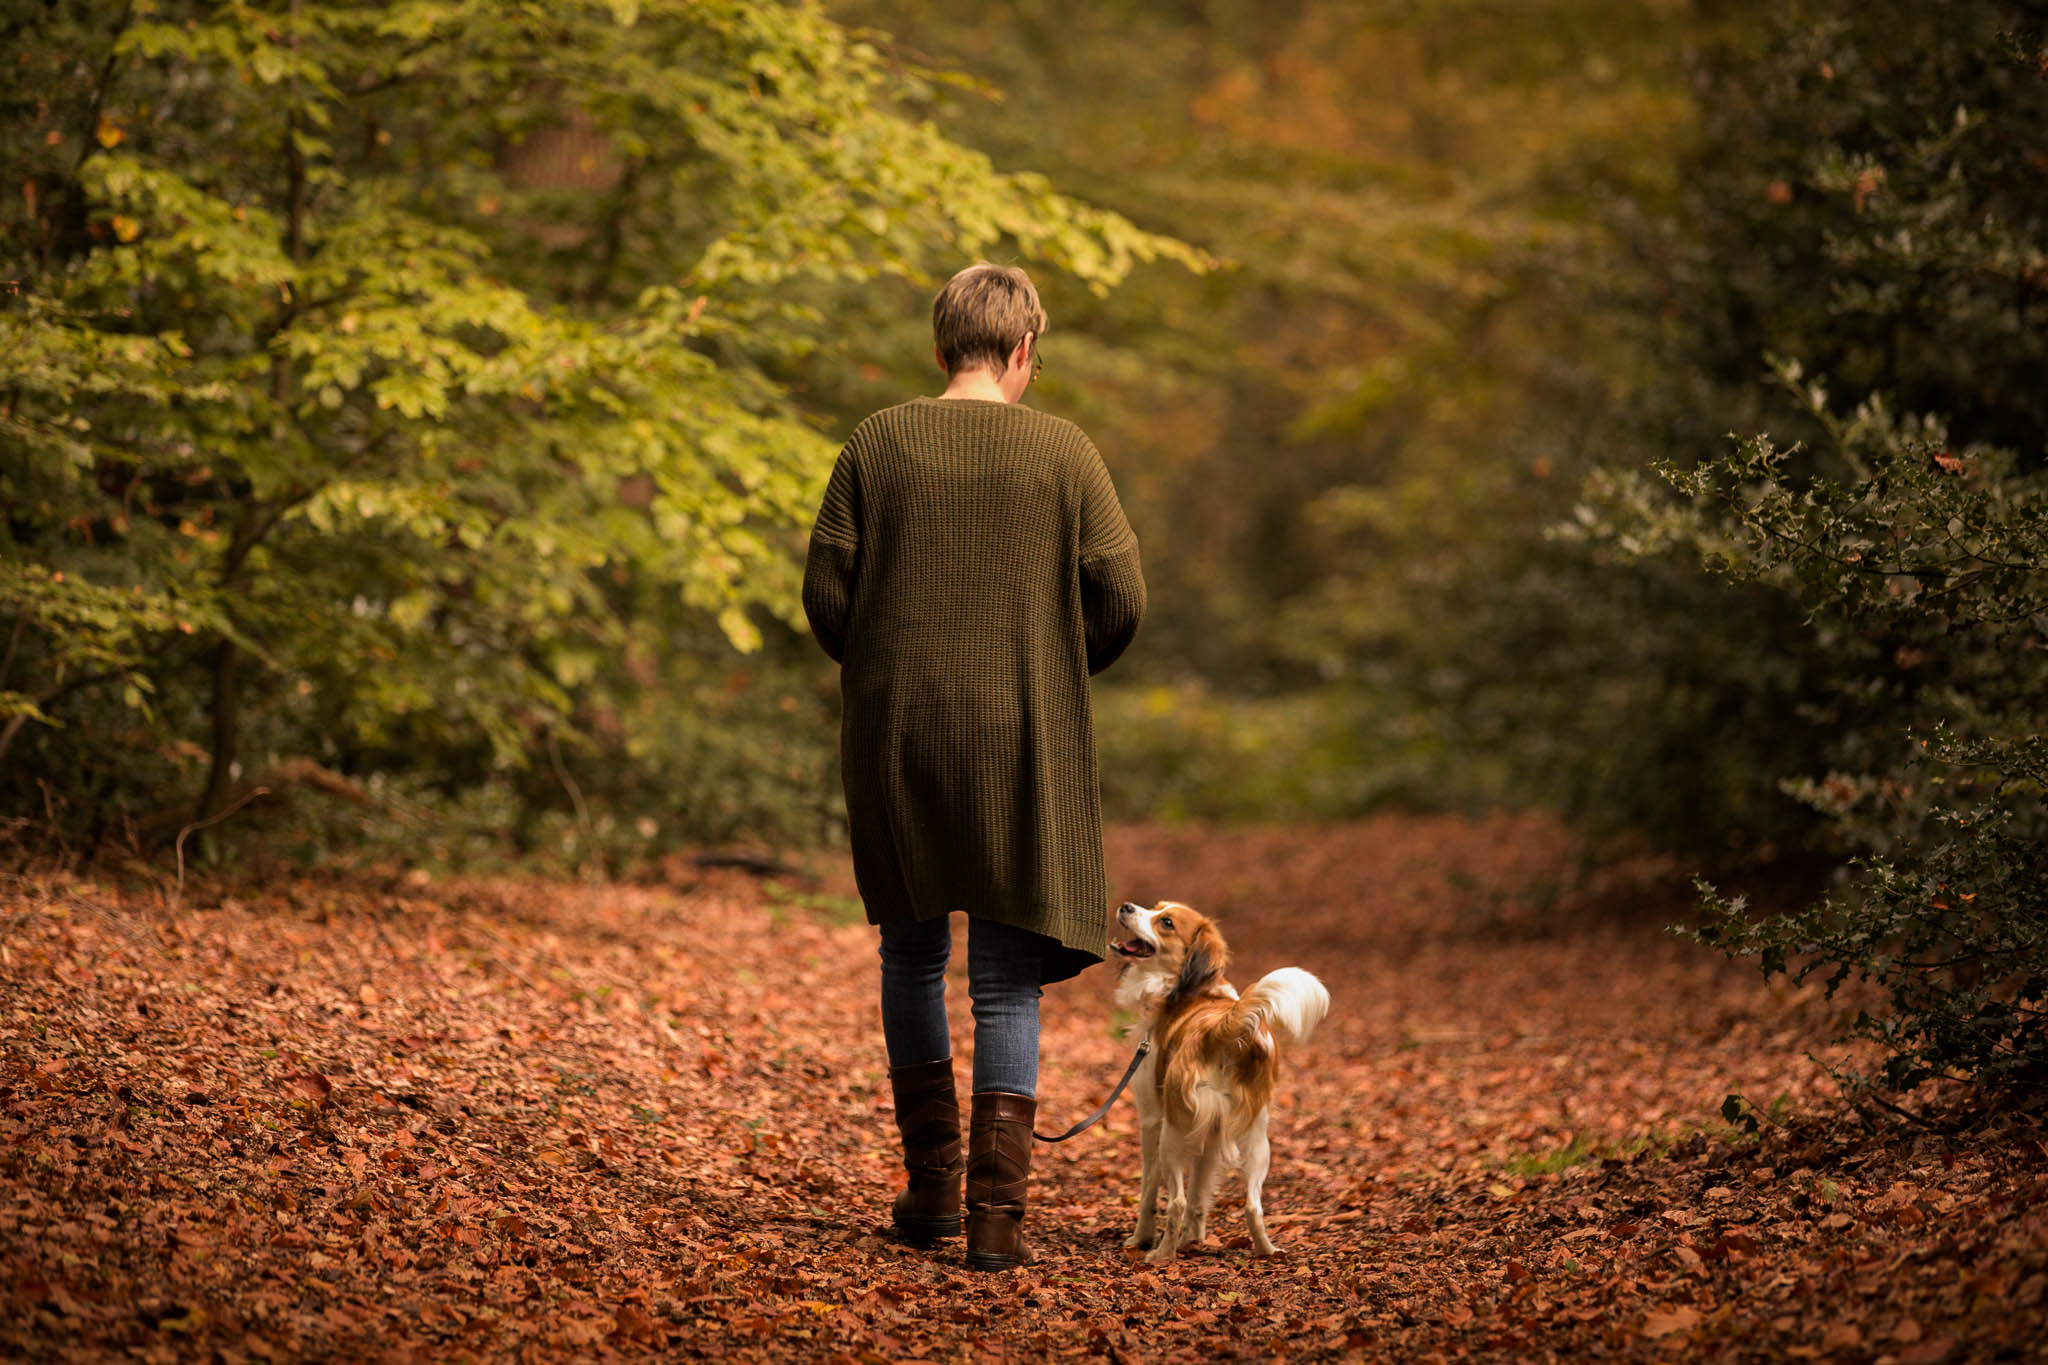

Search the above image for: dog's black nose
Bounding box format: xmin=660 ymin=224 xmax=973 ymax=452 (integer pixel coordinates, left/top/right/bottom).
xmin=1118 ymin=902 xmax=1142 ymax=915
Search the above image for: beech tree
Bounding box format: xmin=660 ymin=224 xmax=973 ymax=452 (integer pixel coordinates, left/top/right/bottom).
xmin=0 ymin=0 xmax=1201 ymax=846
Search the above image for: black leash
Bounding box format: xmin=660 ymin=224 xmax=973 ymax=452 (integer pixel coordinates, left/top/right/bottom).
xmin=1033 ymin=1033 xmax=1151 ymax=1144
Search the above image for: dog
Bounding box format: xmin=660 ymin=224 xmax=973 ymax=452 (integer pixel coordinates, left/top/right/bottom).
xmin=1110 ymin=900 xmax=1329 ymax=1264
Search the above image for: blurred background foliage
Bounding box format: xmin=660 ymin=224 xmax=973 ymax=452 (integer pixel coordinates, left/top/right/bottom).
xmin=829 ymin=0 xmax=1812 ymax=849
xmin=4 ymin=1 xmax=2045 ymax=1085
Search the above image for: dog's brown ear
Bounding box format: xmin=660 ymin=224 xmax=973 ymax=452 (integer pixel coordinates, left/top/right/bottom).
xmin=1165 ymin=918 xmax=1229 ymax=1005
xmin=1166 ymin=943 xmax=1215 ymax=1007
xmin=1189 ymin=917 xmax=1229 ymax=979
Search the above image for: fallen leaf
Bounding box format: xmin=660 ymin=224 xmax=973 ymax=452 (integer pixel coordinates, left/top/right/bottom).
xmin=1642 ymin=1306 xmax=1701 ymax=1338
xmin=1820 ymin=1322 xmax=1863 ymax=1350
xmin=614 ymin=1302 xmax=658 ymax=1342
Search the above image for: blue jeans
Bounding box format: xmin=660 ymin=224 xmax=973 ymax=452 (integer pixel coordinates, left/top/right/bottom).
xmin=878 ymin=914 xmax=1048 ymax=1097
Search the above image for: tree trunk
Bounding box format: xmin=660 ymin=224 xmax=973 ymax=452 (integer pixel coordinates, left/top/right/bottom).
xmin=197 ymin=640 xmax=239 ymax=833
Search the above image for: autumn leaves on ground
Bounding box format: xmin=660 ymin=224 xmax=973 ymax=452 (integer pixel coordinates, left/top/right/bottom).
xmin=4 ymin=817 xmax=2044 ymax=1363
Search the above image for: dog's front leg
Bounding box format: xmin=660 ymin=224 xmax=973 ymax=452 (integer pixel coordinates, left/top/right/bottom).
xmin=1144 ymin=1127 xmax=1192 ymax=1266
xmin=1125 ymin=1109 xmax=1163 ymax=1250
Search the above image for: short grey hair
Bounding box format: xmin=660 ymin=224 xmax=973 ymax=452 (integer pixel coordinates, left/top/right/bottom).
xmin=931 ymin=263 xmax=1047 ymax=377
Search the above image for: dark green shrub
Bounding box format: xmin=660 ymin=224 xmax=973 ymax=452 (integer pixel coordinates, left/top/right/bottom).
xmin=1652 ymin=394 xmax=2048 ymax=1094
xmin=1588 ymin=0 xmax=2048 ymax=1095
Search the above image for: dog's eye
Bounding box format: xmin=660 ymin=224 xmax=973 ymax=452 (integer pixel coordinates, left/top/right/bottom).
xmin=1158 ymin=915 xmax=1175 ymax=932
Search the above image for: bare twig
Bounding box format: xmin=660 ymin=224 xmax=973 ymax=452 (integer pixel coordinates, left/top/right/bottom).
xmin=1851 ymin=1087 xmax=1947 ymax=1133
xmin=35 ymin=779 xmax=68 ymax=862
xmin=692 ymin=851 xmax=808 ymax=880
xmin=0 ymin=615 xmax=25 ymax=696
xmin=173 ymin=785 xmax=272 ymax=903
xmin=71 ymin=3 xmax=136 ymax=181
xmin=547 ymin=730 xmax=604 ymax=885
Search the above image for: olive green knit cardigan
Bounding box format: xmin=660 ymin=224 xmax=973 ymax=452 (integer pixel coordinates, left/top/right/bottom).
xmin=802 ymin=397 xmax=1146 ymax=983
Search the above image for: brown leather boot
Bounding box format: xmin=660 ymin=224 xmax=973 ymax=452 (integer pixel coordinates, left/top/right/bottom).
xmin=888 ymin=1058 xmax=963 ymax=1244
xmin=965 ymin=1091 xmax=1036 ymax=1271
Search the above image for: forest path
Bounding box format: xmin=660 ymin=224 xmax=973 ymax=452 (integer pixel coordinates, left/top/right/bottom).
xmin=2 ymin=815 xmax=2042 ymax=1361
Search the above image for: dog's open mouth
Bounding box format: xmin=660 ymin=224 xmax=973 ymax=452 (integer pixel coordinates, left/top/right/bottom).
xmin=1110 ymin=938 xmax=1156 ymax=959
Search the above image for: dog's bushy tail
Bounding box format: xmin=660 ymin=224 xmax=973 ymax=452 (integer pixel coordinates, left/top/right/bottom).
xmin=1232 ymin=967 xmax=1330 ymax=1050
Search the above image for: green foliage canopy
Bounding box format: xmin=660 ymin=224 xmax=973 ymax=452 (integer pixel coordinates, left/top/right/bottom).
xmin=0 ymin=0 xmax=1200 ymax=847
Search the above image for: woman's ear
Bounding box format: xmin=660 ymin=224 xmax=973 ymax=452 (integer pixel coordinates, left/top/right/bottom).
xmin=934 ymin=343 xmax=949 ymax=374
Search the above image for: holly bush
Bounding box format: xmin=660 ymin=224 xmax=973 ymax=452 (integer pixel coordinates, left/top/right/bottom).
xmin=1584 ymin=1 xmax=2048 ymax=1096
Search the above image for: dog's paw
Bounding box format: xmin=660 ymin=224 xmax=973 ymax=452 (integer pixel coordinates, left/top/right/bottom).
xmin=1143 ymin=1244 xmax=1177 ymax=1267
xmin=1123 ymin=1231 xmax=1155 ymax=1251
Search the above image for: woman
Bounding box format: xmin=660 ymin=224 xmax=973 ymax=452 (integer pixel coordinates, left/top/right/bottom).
xmin=802 ymin=263 xmax=1146 ymax=1270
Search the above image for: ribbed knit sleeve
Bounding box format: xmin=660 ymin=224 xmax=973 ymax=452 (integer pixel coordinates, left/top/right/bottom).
xmin=801 ymin=440 xmax=861 ymax=663
xmin=1076 ymin=439 xmax=1146 ymax=674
